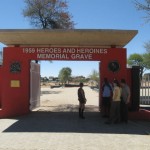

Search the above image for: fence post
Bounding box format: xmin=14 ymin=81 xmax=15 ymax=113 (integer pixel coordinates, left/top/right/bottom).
xmin=130 ymin=66 xmax=140 ymax=111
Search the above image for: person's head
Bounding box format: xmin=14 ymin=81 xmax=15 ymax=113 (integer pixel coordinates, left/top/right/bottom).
xmin=120 ymin=79 xmax=126 ymax=87
xmin=113 ymin=79 xmax=120 ymax=87
xmin=104 ymin=78 xmax=108 ymax=84
xmin=79 ymin=82 xmax=84 ymax=88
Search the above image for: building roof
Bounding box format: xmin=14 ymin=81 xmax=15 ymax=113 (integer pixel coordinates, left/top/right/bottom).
xmin=0 ymin=29 xmax=138 ymax=48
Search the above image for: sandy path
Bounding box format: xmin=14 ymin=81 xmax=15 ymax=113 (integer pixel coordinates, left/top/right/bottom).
xmin=39 ymin=86 xmax=99 ymax=112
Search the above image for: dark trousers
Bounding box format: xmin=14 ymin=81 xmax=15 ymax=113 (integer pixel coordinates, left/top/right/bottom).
xmin=120 ymin=101 xmax=128 ymax=122
xmin=102 ymin=97 xmax=111 ymax=116
xmin=109 ymin=101 xmax=120 ymax=123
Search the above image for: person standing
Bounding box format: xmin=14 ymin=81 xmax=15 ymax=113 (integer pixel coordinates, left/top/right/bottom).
xmin=120 ymin=79 xmax=130 ymax=123
xmin=102 ymin=78 xmax=112 ymax=117
xmin=78 ymin=82 xmax=87 ymax=119
xmin=105 ymin=79 xmax=121 ymax=124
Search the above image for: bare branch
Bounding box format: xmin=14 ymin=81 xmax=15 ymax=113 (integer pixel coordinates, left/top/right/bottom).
xmin=134 ymin=0 xmax=150 ymax=22
xmin=23 ymin=0 xmax=75 ymax=29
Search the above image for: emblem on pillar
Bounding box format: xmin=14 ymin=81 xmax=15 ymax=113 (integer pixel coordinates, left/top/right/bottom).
xmin=108 ymin=60 xmax=120 ymax=72
xmin=10 ymin=61 xmax=21 ymax=73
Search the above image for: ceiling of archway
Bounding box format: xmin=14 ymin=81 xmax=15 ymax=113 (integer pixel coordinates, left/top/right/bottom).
xmin=0 ymin=29 xmax=138 ymax=48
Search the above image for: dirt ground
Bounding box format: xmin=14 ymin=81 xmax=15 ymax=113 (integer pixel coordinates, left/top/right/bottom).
xmin=38 ymin=86 xmax=99 ymax=112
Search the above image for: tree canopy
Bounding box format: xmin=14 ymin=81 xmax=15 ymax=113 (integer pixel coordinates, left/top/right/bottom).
xmin=89 ymin=70 xmax=99 ymax=83
xmin=23 ymin=0 xmax=74 ymax=29
xmin=127 ymin=53 xmax=150 ymax=79
xmin=128 ymin=53 xmax=144 ymax=66
xmin=134 ymin=0 xmax=150 ymax=22
xmin=58 ymin=67 xmax=72 ymax=84
xmin=143 ymin=42 xmax=150 ymax=69
xmin=133 ymin=0 xmax=150 ymax=79
xmin=144 ymin=41 xmax=150 ymax=53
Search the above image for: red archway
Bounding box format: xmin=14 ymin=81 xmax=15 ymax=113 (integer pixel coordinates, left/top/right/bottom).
xmin=0 ymin=29 xmax=138 ymax=118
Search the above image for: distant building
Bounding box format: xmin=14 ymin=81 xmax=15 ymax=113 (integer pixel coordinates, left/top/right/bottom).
xmin=143 ymin=73 xmax=150 ymax=81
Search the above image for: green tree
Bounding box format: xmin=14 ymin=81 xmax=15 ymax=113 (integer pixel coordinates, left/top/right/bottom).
xmin=58 ymin=67 xmax=72 ymax=85
xmin=23 ymin=0 xmax=74 ymax=29
xmin=89 ymin=70 xmax=99 ymax=83
xmin=127 ymin=53 xmax=149 ymax=80
xmin=134 ymin=0 xmax=150 ymax=23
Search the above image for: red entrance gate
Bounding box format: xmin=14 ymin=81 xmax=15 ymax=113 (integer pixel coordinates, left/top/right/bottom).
xmin=0 ymin=47 xmax=127 ymax=118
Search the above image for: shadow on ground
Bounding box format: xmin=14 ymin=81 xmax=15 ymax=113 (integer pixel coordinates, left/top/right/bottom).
xmin=3 ymin=105 xmax=148 ymax=135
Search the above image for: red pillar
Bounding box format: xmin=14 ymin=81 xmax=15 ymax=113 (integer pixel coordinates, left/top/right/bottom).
xmin=99 ymin=48 xmax=127 ymax=112
xmin=0 ymin=48 xmax=31 ymax=118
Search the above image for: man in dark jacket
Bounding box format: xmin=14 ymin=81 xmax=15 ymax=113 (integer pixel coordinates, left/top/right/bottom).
xmin=78 ymin=82 xmax=87 ymax=119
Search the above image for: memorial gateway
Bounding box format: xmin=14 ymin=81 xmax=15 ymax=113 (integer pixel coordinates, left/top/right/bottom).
xmin=0 ymin=29 xmax=139 ymax=118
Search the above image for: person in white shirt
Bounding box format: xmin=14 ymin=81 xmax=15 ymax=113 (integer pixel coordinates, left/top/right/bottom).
xmin=105 ymin=79 xmax=121 ymax=124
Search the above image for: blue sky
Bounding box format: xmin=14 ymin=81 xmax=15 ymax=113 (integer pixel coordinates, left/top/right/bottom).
xmin=0 ymin=0 xmax=150 ymax=77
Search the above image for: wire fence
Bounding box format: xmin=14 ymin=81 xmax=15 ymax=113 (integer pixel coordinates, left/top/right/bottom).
xmin=140 ymin=74 xmax=150 ymax=105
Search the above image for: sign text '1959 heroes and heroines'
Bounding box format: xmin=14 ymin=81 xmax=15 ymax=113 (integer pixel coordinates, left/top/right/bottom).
xmin=22 ymin=47 xmax=108 ymax=60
